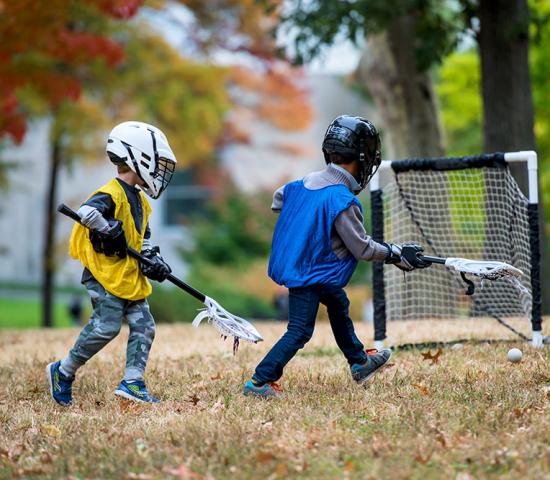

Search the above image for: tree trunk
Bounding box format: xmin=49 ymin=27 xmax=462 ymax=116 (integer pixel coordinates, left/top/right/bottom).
xmin=356 ymin=14 xmax=445 ymax=159
xmin=478 ymin=0 xmax=549 ymax=314
xmin=479 ymin=0 xmax=534 ymax=184
xmin=42 ymin=133 xmax=62 ymax=328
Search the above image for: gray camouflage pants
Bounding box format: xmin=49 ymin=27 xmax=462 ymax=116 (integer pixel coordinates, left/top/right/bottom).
xmin=60 ymin=278 xmax=155 ymax=382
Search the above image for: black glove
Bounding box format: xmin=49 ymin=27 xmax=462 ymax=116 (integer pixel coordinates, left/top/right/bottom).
xmin=400 ymin=244 xmax=432 ymax=269
xmin=384 ymin=243 xmax=431 ymax=271
xmin=89 ymin=220 xmax=127 ymax=258
xmin=140 ymin=246 xmax=172 ymax=282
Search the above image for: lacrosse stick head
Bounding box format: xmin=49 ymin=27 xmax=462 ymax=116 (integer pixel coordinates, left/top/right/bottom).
xmin=444 ymin=258 xmax=524 ymax=281
xmin=192 ymin=296 xmax=263 ymax=344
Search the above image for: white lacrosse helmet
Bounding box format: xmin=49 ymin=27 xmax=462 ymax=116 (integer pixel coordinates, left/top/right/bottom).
xmin=106 ymin=121 xmax=177 ymax=199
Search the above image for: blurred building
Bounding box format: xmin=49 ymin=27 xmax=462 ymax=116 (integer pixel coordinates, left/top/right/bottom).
xmin=0 ymin=74 xmax=375 ymax=287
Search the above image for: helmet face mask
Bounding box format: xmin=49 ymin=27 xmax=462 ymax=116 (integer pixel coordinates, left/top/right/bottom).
xmin=106 ymin=121 xmax=177 ymax=199
xmin=322 ymin=115 xmax=381 ymax=191
xmin=150 ymin=157 xmax=176 ymax=198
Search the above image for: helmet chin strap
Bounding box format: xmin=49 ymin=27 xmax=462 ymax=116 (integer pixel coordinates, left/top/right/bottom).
xmin=358 ymin=139 xmax=367 ymax=190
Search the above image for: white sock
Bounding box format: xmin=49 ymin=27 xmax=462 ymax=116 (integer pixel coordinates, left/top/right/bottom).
xmin=59 ymin=364 xmax=72 ymax=378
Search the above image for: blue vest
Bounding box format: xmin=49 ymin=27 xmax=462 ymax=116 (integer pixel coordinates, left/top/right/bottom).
xmin=268 ymin=180 xmax=361 ymax=288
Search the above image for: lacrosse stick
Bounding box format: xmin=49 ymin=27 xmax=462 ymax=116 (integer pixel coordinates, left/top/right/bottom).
xmin=401 ymin=245 xmax=525 ymax=296
xmin=57 ymin=203 xmax=263 ymax=352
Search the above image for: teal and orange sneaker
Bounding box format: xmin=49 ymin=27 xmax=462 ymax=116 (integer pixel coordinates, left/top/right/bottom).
xmin=46 ymin=361 xmax=74 ymax=407
xmin=350 ymin=348 xmax=392 ymax=384
xmin=114 ymin=380 xmax=159 ymax=403
xmin=242 ymin=380 xmax=282 ymax=399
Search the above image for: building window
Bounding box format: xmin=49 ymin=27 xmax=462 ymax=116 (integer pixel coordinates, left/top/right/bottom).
xmin=163 ymin=169 xmax=213 ymax=226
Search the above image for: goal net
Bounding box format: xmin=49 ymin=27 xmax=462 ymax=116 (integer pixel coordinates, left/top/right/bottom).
xmin=370 ymin=152 xmax=542 ymax=347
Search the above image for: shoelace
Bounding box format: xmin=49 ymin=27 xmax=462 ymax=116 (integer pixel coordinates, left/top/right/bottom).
xmin=267 ymin=382 xmax=282 ymax=392
xmin=365 ymin=349 xmax=379 ymax=356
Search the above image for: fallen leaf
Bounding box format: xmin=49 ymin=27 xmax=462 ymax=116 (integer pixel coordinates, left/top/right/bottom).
xmin=412 ymin=383 xmax=429 ymax=396
xmin=210 ymin=373 xmax=223 ymax=380
xmin=118 ymin=399 xmax=143 ymax=412
xmin=433 ymin=428 xmax=448 ymax=448
xmin=421 ymin=349 xmax=443 ymax=364
xmin=343 ymin=460 xmax=354 ymax=472
xmin=275 ymin=463 xmax=288 ymax=478
xmin=14 ymin=466 xmax=48 ymax=477
xmin=255 ymin=451 xmax=275 ymax=463
xmin=41 ymin=424 xmax=61 ymax=438
xmin=40 ymin=451 xmax=53 ymax=464
xmin=186 ymin=394 xmax=200 ymax=406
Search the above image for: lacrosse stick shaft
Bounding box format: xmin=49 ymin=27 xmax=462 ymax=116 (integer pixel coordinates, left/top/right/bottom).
xmin=57 ymin=203 xmax=206 ymax=303
xmin=417 ymin=254 xmax=446 ymax=265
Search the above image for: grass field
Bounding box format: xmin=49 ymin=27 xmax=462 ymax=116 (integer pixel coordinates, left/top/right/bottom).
xmin=1 ymin=319 xmax=549 ymax=479
xmin=0 ymin=298 xmax=75 ymax=329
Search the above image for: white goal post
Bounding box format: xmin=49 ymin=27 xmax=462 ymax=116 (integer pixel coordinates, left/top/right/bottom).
xmin=370 ymin=151 xmax=543 ymax=348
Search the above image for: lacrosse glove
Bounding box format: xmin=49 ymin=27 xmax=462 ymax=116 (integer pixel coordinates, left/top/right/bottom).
xmin=140 ymin=246 xmax=172 ymax=282
xmin=400 ymin=244 xmax=432 ymax=269
xmin=384 ymin=243 xmax=431 ymax=271
xmin=89 ymin=220 xmax=127 ymax=258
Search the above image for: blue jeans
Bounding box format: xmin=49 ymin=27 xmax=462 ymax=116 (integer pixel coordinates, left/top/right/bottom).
xmin=253 ymin=285 xmax=368 ymax=384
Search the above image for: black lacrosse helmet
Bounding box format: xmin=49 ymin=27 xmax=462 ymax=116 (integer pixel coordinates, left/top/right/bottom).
xmin=322 ymin=115 xmax=381 ymax=190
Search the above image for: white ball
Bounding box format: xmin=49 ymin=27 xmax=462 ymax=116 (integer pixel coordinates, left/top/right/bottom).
xmin=507 ymin=348 xmax=523 ymax=363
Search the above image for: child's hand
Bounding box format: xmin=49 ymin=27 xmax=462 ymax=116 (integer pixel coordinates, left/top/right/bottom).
xmin=89 ymin=220 xmax=127 ymax=258
xmin=384 ymin=243 xmax=414 ymax=271
xmin=140 ymin=246 xmax=172 ymax=282
xmin=384 ymin=243 xmax=431 ymax=271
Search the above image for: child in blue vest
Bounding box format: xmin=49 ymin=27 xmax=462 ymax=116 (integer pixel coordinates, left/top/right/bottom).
xmin=243 ymin=115 xmax=431 ymax=398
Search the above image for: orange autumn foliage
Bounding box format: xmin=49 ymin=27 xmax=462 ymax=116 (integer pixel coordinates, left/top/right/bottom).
xmin=0 ymin=0 xmax=143 ymax=143
xmin=176 ymin=0 xmax=312 ymax=137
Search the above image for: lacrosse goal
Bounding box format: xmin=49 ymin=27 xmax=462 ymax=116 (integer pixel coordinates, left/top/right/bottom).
xmin=370 ymin=151 xmax=542 ymax=347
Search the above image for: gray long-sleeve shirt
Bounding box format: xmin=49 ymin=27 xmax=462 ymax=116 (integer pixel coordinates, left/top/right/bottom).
xmin=272 ymin=164 xmax=389 ymax=262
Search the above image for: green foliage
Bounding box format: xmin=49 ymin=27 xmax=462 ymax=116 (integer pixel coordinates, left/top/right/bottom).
xmin=151 ymin=188 xmax=279 ymax=323
xmin=436 ymin=2 xmax=550 ymax=227
xmin=148 ymin=282 xmax=276 ymax=323
xmin=183 ymin=189 xmax=275 ymax=266
xmin=436 ymin=50 xmax=482 ymax=157
xmin=274 ymin=0 xmax=464 ymax=70
xmin=530 ymin=0 xmax=550 ymax=220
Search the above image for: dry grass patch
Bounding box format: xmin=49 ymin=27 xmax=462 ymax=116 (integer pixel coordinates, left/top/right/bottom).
xmin=1 ymin=320 xmax=549 ymax=479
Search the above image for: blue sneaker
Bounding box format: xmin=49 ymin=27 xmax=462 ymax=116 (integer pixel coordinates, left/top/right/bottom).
xmin=351 ymin=349 xmax=392 ymax=384
xmin=114 ymin=380 xmax=160 ymax=403
xmin=242 ymin=380 xmax=282 ymax=399
xmin=46 ymin=361 xmax=74 ymax=407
